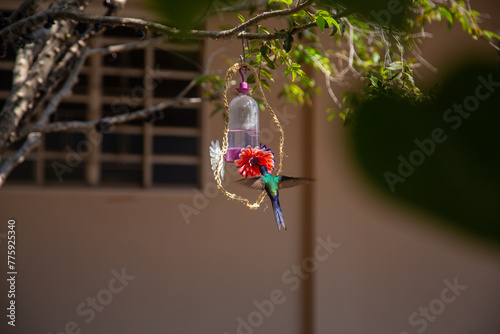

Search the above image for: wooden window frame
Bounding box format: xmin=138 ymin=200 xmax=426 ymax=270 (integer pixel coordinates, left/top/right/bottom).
xmin=1 ymin=28 xmax=204 ymax=189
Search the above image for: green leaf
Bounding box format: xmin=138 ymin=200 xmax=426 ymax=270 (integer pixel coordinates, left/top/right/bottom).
xmin=483 ymin=30 xmax=500 ymax=41
xmin=387 ymin=61 xmax=403 ymax=70
xmin=249 ymin=60 xmax=259 ymax=68
xmin=295 ymin=69 xmax=306 ymax=77
xmin=194 ymin=74 xmax=205 ymax=84
xmin=260 ymin=78 xmax=271 ymax=91
xmin=314 ymin=10 xmax=340 ymax=35
xmin=390 ymin=72 xmax=403 ymax=81
xmin=369 ymin=77 xmax=379 ymax=87
xmin=293 ymin=10 xmax=307 ymax=17
xmin=260 ymin=45 xmax=276 ymax=69
xmin=246 ymin=74 xmax=256 ymax=84
xmin=284 ymin=34 xmax=294 ymax=53
xmin=315 ymin=16 xmax=326 ymax=32
xmin=237 ymin=14 xmax=245 ymax=23
xmin=324 ymin=17 xmax=340 ymax=33
xmin=283 ymin=84 xmax=305 ymax=104
xmin=329 ymin=26 xmax=338 ymax=37
xmin=260 ymin=68 xmax=274 ymax=81
xmin=259 ymin=26 xmax=270 ymax=35
xmin=269 ymin=0 xmax=292 ymax=5
xmin=254 ymin=97 xmax=265 ymax=111
xmin=460 ymin=17 xmax=468 ymax=31
xmin=440 ymin=7 xmax=453 ymax=25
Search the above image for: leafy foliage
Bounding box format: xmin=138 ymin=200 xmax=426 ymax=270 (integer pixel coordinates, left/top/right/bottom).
xmin=0 ymin=0 xmax=498 ymax=185
xmin=196 ymin=0 xmax=499 ymax=121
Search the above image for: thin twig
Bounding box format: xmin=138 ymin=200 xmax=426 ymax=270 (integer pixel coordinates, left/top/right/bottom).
xmin=302 ymin=47 xmax=342 ymax=108
xmin=87 ymin=35 xmax=168 ymax=56
xmin=21 ymin=97 xmax=202 ymax=135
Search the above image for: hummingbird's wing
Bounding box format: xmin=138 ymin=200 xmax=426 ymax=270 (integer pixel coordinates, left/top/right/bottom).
xmin=236 ymin=177 xmax=264 ymax=190
xmin=278 ymin=176 xmax=315 ymax=189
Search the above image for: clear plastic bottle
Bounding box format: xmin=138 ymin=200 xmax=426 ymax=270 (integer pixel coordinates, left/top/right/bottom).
xmin=226 ymin=94 xmax=260 ymax=162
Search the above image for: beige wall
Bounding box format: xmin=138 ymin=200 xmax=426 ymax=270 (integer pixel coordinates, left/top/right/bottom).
xmin=1 ymin=1 xmax=500 ymax=334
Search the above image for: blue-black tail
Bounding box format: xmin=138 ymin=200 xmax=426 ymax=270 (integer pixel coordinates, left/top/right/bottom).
xmin=271 ymin=197 xmax=286 ymax=231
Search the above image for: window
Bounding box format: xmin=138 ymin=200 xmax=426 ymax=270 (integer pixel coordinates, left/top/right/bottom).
xmin=1 ymin=17 xmax=202 ymax=188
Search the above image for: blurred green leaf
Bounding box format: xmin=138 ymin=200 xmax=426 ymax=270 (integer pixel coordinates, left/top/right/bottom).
xmin=269 ymin=0 xmax=292 ymax=5
xmin=440 ymin=7 xmax=453 ymax=25
xmin=315 ymin=16 xmax=326 ymax=32
xmin=260 ymin=78 xmax=271 ymax=91
xmin=387 ymin=61 xmax=403 ymax=71
xmin=260 ymin=68 xmax=274 ymax=81
xmin=284 ymin=33 xmax=294 ymax=53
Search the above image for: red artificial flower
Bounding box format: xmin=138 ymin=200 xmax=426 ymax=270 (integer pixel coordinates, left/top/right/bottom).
xmin=235 ymin=145 xmax=275 ymax=178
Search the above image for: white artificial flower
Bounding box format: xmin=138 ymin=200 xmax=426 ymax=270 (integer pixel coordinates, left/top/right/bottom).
xmin=209 ymin=140 xmax=225 ymax=180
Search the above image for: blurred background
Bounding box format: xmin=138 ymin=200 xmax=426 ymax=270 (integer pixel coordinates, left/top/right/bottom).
xmin=1 ymin=0 xmax=500 ymax=333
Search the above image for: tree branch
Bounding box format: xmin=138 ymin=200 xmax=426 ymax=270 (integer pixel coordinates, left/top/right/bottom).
xmin=244 ymin=21 xmax=317 ymax=40
xmin=29 ymin=24 xmax=94 ymax=120
xmin=5 ymin=0 xmax=40 ymax=27
xmin=38 ymin=48 xmax=88 ymax=126
xmin=1 ymin=0 xmax=314 ymax=42
xmin=0 ymin=20 xmax=75 ymax=153
xmin=20 ymin=97 xmax=202 ymax=135
xmin=18 ymin=44 xmax=229 ymax=137
xmin=0 ymin=41 xmax=89 ymax=186
xmin=0 ymin=132 xmax=41 ymax=186
xmin=87 ymin=35 xmax=168 ymax=56
xmin=209 ymin=0 xmax=312 ymax=39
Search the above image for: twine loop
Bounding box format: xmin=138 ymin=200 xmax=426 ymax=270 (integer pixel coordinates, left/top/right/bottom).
xmin=214 ymin=63 xmax=285 ymax=209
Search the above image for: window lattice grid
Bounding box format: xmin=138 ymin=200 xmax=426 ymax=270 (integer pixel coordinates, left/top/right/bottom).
xmin=0 ymin=23 xmax=202 ymax=188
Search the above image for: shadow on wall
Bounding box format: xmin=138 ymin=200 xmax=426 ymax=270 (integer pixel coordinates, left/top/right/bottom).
xmin=347 ymin=61 xmax=500 ymax=247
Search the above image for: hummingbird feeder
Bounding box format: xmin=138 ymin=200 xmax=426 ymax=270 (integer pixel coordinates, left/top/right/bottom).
xmin=225 ymin=67 xmax=260 ymax=163
xmin=209 ymin=33 xmax=286 ymax=209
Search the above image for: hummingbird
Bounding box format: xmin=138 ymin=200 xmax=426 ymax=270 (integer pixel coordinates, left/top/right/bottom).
xmin=237 ymin=165 xmax=314 ymax=231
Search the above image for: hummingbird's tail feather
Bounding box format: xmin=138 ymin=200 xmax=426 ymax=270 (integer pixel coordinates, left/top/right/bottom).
xmin=271 ymin=198 xmax=286 ymax=231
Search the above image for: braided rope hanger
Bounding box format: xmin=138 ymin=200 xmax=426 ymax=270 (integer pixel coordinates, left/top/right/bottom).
xmin=215 ymin=62 xmax=285 ymax=209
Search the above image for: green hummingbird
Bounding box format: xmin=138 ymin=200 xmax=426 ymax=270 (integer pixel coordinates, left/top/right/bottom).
xmin=237 ymin=165 xmax=314 ymax=230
